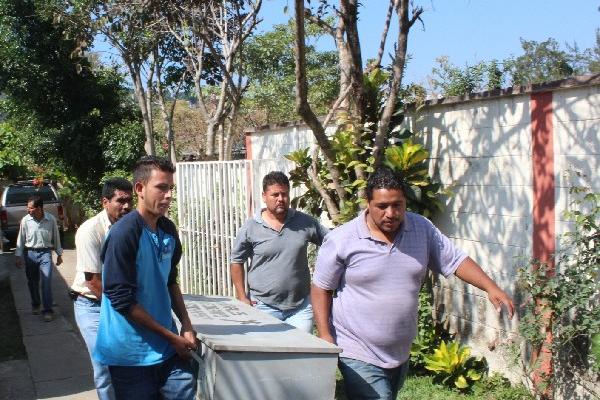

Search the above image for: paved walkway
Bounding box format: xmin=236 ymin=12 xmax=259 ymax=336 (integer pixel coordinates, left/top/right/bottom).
xmin=0 ymin=249 xmax=98 ymax=400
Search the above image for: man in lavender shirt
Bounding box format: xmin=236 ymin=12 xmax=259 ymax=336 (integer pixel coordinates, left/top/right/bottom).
xmin=312 ymin=167 xmax=514 ymax=400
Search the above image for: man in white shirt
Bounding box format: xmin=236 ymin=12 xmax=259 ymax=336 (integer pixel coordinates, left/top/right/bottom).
xmin=15 ymin=195 xmax=63 ymax=321
xmin=70 ymin=178 xmax=132 ymax=400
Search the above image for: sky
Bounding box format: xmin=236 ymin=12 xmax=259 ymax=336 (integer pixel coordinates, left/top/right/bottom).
xmin=258 ymin=0 xmax=600 ymax=86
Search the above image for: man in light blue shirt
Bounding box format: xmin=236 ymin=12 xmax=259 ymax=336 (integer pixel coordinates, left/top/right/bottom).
xmin=15 ymin=195 xmax=63 ymax=321
xmin=312 ymin=167 xmax=515 ymax=400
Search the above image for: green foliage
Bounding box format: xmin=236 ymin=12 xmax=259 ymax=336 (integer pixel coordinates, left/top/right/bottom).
xmin=424 ymin=340 xmax=488 ymax=390
xmin=588 ymin=29 xmax=600 ymax=73
xmin=410 ymin=283 xmax=440 ymax=371
xmin=470 ymin=373 xmax=534 ymax=400
xmin=243 ymin=20 xmax=339 ymax=125
xmin=431 ymin=35 xmax=600 ymax=97
xmin=287 ymin=121 xmax=444 ymax=224
xmin=592 ymin=333 xmax=600 ymax=364
xmin=430 ymin=56 xmax=503 ymax=97
xmin=0 ymin=0 xmax=142 ymax=214
xmin=383 ymin=141 xmax=443 ymax=218
xmin=516 ymin=180 xmax=600 ymax=393
xmin=395 ymin=374 xmax=533 ymax=400
xmin=101 ymin=119 xmax=145 ymax=171
xmin=0 ymin=122 xmax=29 ymax=179
xmin=504 ymin=38 xmax=580 ymax=86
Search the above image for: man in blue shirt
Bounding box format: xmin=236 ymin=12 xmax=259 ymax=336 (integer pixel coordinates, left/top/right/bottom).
xmin=94 ymin=156 xmax=197 ymax=400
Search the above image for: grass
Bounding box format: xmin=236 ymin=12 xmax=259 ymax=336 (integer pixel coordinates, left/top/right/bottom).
xmin=335 ymin=371 xmax=533 ymax=400
xmin=0 ymin=278 xmax=27 ymax=361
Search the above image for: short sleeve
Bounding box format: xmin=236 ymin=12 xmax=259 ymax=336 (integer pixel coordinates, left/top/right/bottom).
xmin=311 ymin=218 xmax=330 ymax=246
xmin=427 ymin=222 xmax=467 ymax=278
xmin=75 ymin=221 xmax=103 ymax=273
xmin=312 ymin=234 xmax=345 ymax=291
xmin=230 ymin=222 xmax=252 ymax=263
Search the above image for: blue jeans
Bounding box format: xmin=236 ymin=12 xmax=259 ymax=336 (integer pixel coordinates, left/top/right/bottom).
xmin=338 ymin=357 xmax=409 ymax=400
xmin=109 ymin=355 xmax=196 ymax=400
xmin=74 ymin=296 xmax=115 ymax=400
xmin=253 ymin=295 xmax=313 ymax=333
xmin=24 ymin=249 xmax=53 ymax=313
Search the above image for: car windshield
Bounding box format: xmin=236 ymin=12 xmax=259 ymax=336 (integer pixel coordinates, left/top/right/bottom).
xmin=5 ymin=185 xmax=58 ymax=205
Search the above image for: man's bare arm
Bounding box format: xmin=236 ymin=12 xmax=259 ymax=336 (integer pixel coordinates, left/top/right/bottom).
xmin=311 ymin=284 xmax=335 ymax=344
xmin=169 ymin=283 xmax=198 ymax=345
xmin=454 ymin=257 xmax=515 ymax=318
xmin=84 ymin=272 xmax=103 ymax=299
xmin=230 ymin=263 xmax=254 ymax=305
xmin=127 ymin=303 xmax=197 ymax=360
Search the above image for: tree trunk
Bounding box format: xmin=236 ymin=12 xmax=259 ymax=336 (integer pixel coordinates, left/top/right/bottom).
xmin=294 ymin=0 xmax=342 ymax=219
xmin=372 ymin=0 xmax=422 ymax=167
xmin=205 ymin=121 xmax=217 ymax=159
xmin=154 ymin=48 xmax=180 ymax=164
xmin=217 ymin=124 xmax=225 ymax=161
xmin=128 ymin=62 xmax=155 ymax=156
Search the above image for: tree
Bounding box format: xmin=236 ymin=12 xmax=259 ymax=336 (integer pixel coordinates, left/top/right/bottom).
xmin=163 ymin=0 xmax=262 ymax=160
xmin=429 ymin=56 xmax=503 ymax=97
xmin=243 ymin=21 xmax=339 ymax=126
xmin=0 ymin=0 xmax=141 ymax=213
xmin=67 ymin=0 xmax=167 ymax=156
xmin=504 ymin=38 xmax=579 ymax=86
xmin=429 ymin=35 xmax=600 ymax=98
xmin=152 ymin=35 xmax=191 ymax=163
xmin=291 ymin=0 xmax=428 ymax=223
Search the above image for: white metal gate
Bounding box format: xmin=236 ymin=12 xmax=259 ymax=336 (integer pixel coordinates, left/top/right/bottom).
xmin=176 ymin=161 xmax=252 ymax=296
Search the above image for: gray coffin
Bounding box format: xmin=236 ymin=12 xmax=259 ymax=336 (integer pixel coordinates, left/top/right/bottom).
xmin=184 ymin=295 xmax=341 ymax=400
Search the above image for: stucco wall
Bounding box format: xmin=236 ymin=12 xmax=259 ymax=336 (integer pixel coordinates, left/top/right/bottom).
xmin=408 ymin=93 xmax=535 ymax=377
xmin=245 ymin=79 xmax=600 ymax=381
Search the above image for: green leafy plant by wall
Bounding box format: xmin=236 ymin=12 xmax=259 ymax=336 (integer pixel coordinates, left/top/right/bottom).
xmin=423 ymin=340 xmax=488 ymax=390
xmin=286 ymin=129 xmax=443 ymax=225
xmin=516 ymin=180 xmax=599 ymax=397
xmin=410 ymin=278 xmax=454 ymax=372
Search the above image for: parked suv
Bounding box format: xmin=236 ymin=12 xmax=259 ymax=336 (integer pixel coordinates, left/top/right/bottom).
xmin=0 ymin=180 xmax=64 ymax=250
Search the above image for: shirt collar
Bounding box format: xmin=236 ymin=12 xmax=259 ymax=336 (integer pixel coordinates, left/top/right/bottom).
xmin=99 ymin=209 xmax=112 ymax=231
xmin=25 ymin=212 xmax=49 ymax=222
xmin=356 ymin=210 xmax=413 ymax=240
xmin=253 ymin=207 xmax=296 ymax=225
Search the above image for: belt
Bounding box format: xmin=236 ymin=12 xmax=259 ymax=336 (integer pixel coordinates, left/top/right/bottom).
xmin=25 ymin=247 xmax=52 ymax=251
xmin=69 ymin=289 xmax=100 ymax=304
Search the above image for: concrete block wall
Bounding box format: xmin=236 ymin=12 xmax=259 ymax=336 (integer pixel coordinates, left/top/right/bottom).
xmin=409 ymin=82 xmax=600 ymax=383
xmin=409 ymin=94 xmax=533 ymax=378
xmin=245 ymin=76 xmax=600 ymax=384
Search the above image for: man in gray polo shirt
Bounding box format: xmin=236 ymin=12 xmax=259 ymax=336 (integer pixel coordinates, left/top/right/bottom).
xmin=230 ymin=171 xmax=329 ymax=332
xmin=312 ymin=167 xmax=514 ymax=400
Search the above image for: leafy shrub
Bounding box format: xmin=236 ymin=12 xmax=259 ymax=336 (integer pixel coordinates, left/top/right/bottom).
xmin=516 ymin=181 xmax=599 ymax=396
xmin=424 ymin=340 xmax=488 ymax=390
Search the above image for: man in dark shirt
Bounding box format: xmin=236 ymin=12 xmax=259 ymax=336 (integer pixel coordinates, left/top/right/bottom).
xmin=94 ymin=156 xmax=198 ymax=400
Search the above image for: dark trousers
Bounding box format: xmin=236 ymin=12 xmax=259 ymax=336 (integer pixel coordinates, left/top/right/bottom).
xmin=24 ymin=249 xmax=54 ymax=313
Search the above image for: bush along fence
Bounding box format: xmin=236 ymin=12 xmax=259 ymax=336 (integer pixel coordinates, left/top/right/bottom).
xmin=516 ymin=181 xmax=600 ymax=399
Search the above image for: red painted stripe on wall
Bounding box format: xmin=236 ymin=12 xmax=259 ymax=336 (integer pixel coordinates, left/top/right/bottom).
xmin=531 ymin=92 xmax=555 ymax=267
xmin=530 ymin=91 xmax=555 ymax=394
xmin=245 ymin=132 xmax=253 ymax=161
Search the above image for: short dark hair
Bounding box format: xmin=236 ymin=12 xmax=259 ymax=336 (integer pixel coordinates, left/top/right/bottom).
xmin=262 ymin=171 xmax=289 ymax=192
xmin=27 ymin=195 xmax=43 ymax=209
xmin=132 ymin=156 xmax=176 ymax=185
xmin=366 ymin=167 xmax=407 ymax=201
xmin=102 ymin=178 xmax=133 ymax=200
